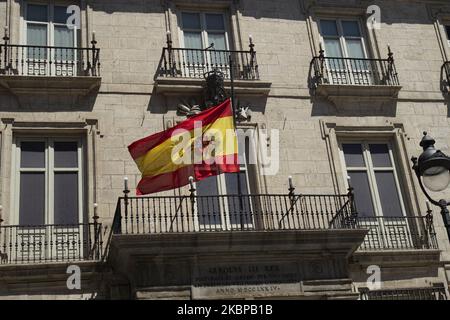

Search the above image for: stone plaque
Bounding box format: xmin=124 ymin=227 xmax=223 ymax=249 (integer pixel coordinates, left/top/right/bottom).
xmin=192 ymin=283 xmax=302 ymax=299
xmin=193 ymin=262 xmax=299 ymax=286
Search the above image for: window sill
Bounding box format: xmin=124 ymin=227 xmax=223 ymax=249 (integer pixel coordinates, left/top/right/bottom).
xmin=0 ymin=75 xmax=102 ymax=96
xmin=154 ymin=77 xmax=272 ymax=96
xmin=315 ymin=84 xmax=402 ymax=104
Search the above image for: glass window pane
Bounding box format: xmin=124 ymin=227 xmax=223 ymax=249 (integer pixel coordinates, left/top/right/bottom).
xmin=19 ymin=173 xmax=45 ymax=225
xmin=369 ymin=144 xmax=392 ymax=167
xmin=54 ymin=6 xmax=70 ymax=24
xmin=375 ymin=171 xmax=403 ymax=217
xmin=54 ymin=172 xmax=79 ymax=225
xmin=27 ymin=24 xmax=47 ymax=46
xmin=348 ymin=171 xmax=375 ymax=217
xmin=54 ymin=141 xmax=78 ymax=168
xmin=54 ymin=26 xmax=74 ymax=47
xmin=324 ymin=38 xmax=343 ymax=57
xmin=27 ymin=24 xmax=48 ymax=59
xmin=208 ymin=33 xmax=227 ymax=65
xmin=236 ymin=132 xmax=251 ymax=168
xmin=197 ymin=176 xmax=221 ymax=225
xmin=225 ymin=172 xmax=249 ymax=195
xmin=197 ymin=175 xmax=219 ymax=195
xmin=208 ymin=33 xmax=226 ymax=50
xmin=206 ymin=14 xmax=225 ymax=30
xmin=320 ymin=20 xmax=339 ymax=36
xmin=54 ymin=26 xmax=75 ymax=61
xmin=342 ymin=144 xmax=365 ymax=167
xmin=182 ymin=12 xmax=201 ymax=29
xmin=346 ymin=39 xmax=365 ymax=59
xmin=342 ymin=21 xmax=361 ymax=37
xmin=184 ymin=31 xmax=202 ymax=49
xmin=21 ymin=141 xmax=45 ymax=168
xmin=225 ymin=172 xmax=252 ymax=225
xmin=184 ymin=31 xmax=204 ymax=64
xmin=27 ymin=4 xmax=48 ymax=22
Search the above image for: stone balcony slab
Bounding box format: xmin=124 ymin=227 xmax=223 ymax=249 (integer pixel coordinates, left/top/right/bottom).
xmin=0 ymin=75 xmax=102 ymax=96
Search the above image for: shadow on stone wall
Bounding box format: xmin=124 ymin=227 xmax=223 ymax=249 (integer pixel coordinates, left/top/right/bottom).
xmin=0 ymin=92 xmax=98 ymax=112
xmin=147 ymin=87 xmax=268 ymax=117
xmin=91 ymin=0 xmax=165 ymax=14
xmin=349 ymin=264 xmax=439 ymax=284
xmin=310 ymin=97 xmax=398 ymax=118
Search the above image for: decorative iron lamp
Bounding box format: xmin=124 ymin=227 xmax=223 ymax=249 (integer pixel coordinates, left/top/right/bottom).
xmin=412 ymin=132 xmax=450 ymax=240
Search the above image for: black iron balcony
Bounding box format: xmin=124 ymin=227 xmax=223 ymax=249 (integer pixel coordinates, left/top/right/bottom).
xmin=0 ymin=44 xmax=100 ymax=77
xmin=0 ymin=222 xmax=103 ymax=265
xmin=310 ymin=47 xmax=399 ymax=87
xmin=442 ymin=61 xmax=450 ymax=92
xmin=154 ymin=35 xmax=271 ymax=95
xmin=359 ymin=285 xmax=447 ymax=300
xmin=112 ymin=193 xmax=357 ymax=235
xmin=357 ymin=214 xmax=437 ymax=251
xmin=157 ymin=47 xmax=259 ymax=81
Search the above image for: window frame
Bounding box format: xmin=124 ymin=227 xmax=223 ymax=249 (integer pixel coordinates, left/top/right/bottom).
xmin=178 ymin=10 xmax=230 ymax=51
xmin=318 ymin=18 xmax=369 ymax=59
xmin=12 ymin=136 xmax=84 ymax=226
xmin=338 ymin=139 xmax=407 ymax=218
xmin=21 ymin=1 xmax=78 ymax=48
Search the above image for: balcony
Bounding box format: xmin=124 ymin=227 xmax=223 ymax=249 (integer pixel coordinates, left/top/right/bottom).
xmin=154 ymin=44 xmax=271 ymax=95
xmin=106 ymin=192 xmax=367 ymax=298
xmin=357 ymin=214 xmax=437 ymax=251
xmin=0 ymin=222 xmax=103 ymax=265
xmin=350 ymin=213 xmax=440 ymax=276
xmin=112 ymin=193 xmax=358 ymax=235
xmin=310 ymin=49 xmax=402 ymax=104
xmin=359 ymin=285 xmax=447 ymax=300
xmin=104 ymin=191 xmax=441 ymax=298
xmin=441 ymin=61 xmax=450 ymax=93
xmin=0 ymin=43 xmax=101 ymax=95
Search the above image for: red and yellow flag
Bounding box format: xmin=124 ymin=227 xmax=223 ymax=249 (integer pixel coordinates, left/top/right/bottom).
xmin=128 ymin=99 xmax=239 ymax=195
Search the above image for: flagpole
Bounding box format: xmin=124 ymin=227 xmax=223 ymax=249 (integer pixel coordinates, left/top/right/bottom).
xmin=229 ymin=54 xmax=244 ymax=215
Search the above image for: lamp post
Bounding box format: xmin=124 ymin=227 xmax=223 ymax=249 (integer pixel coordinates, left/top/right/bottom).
xmin=411 ymin=132 xmax=450 ymax=241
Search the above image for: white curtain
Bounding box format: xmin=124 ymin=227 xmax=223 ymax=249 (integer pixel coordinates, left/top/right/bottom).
xmin=27 ymin=23 xmax=47 ymax=59
xmin=208 ymin=33 xmax=226 ymax=65
xmin=184 ymin=31 xmax=203 ymax=65
xmin=54 ymin=26 xmax=75 ymax=61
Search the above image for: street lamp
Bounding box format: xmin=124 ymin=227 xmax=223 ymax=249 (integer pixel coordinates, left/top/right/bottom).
xmin=412 ymin=132 xmax=450 ymax=241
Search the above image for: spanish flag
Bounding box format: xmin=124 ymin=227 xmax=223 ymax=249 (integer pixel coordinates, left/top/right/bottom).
xmin=128 ymin=99 xmax=239 ymax=195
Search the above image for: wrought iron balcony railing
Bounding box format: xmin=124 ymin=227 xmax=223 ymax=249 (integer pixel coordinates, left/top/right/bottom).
xmin=112 ymin=193 xmax=356 ymax=235
xmin=0 ymin=43 xmax=100 ymax=77
xmin=310 ymin=48 xmax=399 ymax=87
xmin=157 ymin=41 xmax=259 ymax=81
xmin=359 ymin=285 xmax=447 ymax=300
xmin=0 ymin=222 xmax=103 ymax=265
xmin=442 ymin=61 xmax=450 ymax=91
xmin=357 ymin=214 xmax=437 ymax=251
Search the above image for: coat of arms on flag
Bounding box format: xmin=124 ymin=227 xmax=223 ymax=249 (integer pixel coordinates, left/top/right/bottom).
xmin=128 ymin=98 xmax=239 ymax=195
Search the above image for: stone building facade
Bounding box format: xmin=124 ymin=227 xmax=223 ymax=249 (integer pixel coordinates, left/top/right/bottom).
xmin=0 ymin=0 xmax=450 ymax=300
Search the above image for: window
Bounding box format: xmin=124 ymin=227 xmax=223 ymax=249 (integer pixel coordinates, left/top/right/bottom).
xmin=14 ymin=138 xmax=84 ymax=226
xmin=180 ymin=12 xmax=228 ymax=52
xmin=318 ymin=19 xmax=372 ymax=85
xmin=340 ymin=142 xmax=406 ymax=218
xmin=319 ymin=19 xmax=367 ymax=59
xmin=179 ymin=11 xmax=229 ymax=77
xmin=11 ymin=137 xmax=85 ymax=261
xmin=196 ymin=129 xmax=256 ymax=230
xmin=24 ymin=3 xmax=77 ymax=75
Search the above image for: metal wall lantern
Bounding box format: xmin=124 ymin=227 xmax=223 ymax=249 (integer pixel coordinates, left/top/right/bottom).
xmin=412 ymin=132 xmax=450 ymax=241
